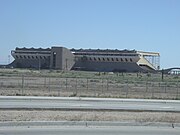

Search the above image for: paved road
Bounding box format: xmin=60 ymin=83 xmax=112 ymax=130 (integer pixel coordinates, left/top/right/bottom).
xmin=0 ymin=126 xmax=179 ymax=135
xmin=0 ymin=96 xmax=180 ymax=112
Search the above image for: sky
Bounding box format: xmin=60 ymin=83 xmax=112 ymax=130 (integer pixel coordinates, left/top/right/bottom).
xmin=0 ymin=0 xmax=180 ymax=68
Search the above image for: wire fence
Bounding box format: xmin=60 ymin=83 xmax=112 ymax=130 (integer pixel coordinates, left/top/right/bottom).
xmin=0 ymin=75 xmax=179 ymax=99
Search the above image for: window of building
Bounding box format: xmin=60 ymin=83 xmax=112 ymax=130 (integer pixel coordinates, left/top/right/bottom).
xmin=36 ymin=56 xmax=38 ymax=59
xmin=27 ymin=56 xmax=30 ymax=59
xmin=98 ymin=57 xmax=101 ymax=61
xmin=89 ymin=57 xmax=92 ymax=61
xmin=121 ymin=58 xmax=123 ymax=62
xmin=32 ymin=56 xmax=34 ymax=59
xmin=125 ymin=58 xmax=128 ymax=62
xmin=20 ymin=56 xmax=23 ymax=59
xmin=107 ymin=58 xmax=109 ymax=61
xmin=130 ymin=58 xmax=133 ymax=62
xmin=40 ymin=56 xmax=42 ymax=59
xmin=111 ymin=58 xmax=114 ymax=61
xmin=16 ymin=56 xmax=19 ymax=59
xmin=81 ymin=56 xmax=87 ymax=61
xmin=102 ymin=58 xmax=105 ymax=61
xmin=94 ymin=57 xmax=96 ymax=61
xmin=53 ymin=52 xmax=56 ymax=68
xmin=116 ymin=58 xmax=119 ymax=61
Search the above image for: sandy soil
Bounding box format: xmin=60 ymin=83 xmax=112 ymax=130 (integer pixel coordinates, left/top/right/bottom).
xmin=1 ymin=110 xmax=180 ymax=123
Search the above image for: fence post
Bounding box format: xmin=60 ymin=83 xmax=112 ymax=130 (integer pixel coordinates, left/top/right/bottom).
xmin=66 ymin=78 xmax=68 ymax=91
xmin=22 ymin=75 xmax=24 ymax=95
xmin=116 ymin=81 xmax=119 ymax=97
xmin=94 ymin=79 xmax=96 ymax=96
xmin=177 ymin=82 xmax=179 ymax=99
xmin=159 ymin=82 xmax=162 ymax=95
xmin=87 ymin=78 xmax=88 ymax=91
xmin=126 ymin=80 xmax=128 ymax=98
xmin=58 ymin=79 xmax=61 ymax=96
xmin=146 ymin=81 xmax=148 ymax=92
xmin=75 ymin=78 xmax=78 ymax=95
xmin=101 ymin=79 xmax=103 ymax=95
xmin=107 ymin=79 xmax=109 ymax=91
xmin=152 ymin=83 xmax=154 ymax=98
xmin=0 ymin=82 xmax=3 ymax=88
xmin=48 ymin=77 xmax=51 ymax=93
xmin=164 ymin=82 xmax=167 ymax=93
xmin=44 ymin=77 xmax=46 ymax=88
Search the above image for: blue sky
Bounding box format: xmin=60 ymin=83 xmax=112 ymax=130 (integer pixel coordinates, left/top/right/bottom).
xmin=0 ymin=0 xmax=180 ymax=68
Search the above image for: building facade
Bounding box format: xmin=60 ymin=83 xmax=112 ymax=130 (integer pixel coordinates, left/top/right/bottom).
xmin=10 ymin=46 xmax=160 ymax=72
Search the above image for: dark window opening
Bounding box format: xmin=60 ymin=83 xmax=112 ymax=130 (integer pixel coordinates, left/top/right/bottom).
xmin=125 ymin=58 xmax=128 ymax=62
xmin=98 ymin=58 xmax=101 ymax=61
xmin=81 ymin=56 xmax=87 ymax=61
xmin=53 ymin=52 xmax=56 ymax=68
xmin=121 ymin=58 xmax=123 ymax=62
xmin=112 ymin=58 xmax=114 ymax=61
xmin=116 ymin=58 xmax=119 ymax=61
xmin=130 ymin=58 xmax=133 ymax=62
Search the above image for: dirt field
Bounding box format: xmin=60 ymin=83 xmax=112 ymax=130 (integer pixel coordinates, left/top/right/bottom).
xmin=1 ymin=110 xmax=180 ymax=123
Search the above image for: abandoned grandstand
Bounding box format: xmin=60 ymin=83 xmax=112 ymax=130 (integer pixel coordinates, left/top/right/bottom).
xmin=10 ymin=46 xmax=160 ymax=72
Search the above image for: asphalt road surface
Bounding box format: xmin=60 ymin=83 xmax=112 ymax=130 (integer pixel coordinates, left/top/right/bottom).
xmin=0 ymin=126 xmax=179 ymax=135
xmin=0 ymin=96 xmax=180 ymax=112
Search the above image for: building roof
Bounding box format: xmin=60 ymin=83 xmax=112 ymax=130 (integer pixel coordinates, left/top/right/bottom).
xmin=70 ymin=48 xmax=137 ymax=53
xmin=15 ymin=47 xmax=51 ymax=51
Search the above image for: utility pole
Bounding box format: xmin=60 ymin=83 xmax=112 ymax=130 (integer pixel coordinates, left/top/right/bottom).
xmin=65 ymin=58 xmax=68 ymax=71
xmin=39 ymin=58 xmax=41 ymax=71
xmin=38 ymin=53 xmax=41 ymax=71
xmin=161 ymin=69 xmax=164 ymax=81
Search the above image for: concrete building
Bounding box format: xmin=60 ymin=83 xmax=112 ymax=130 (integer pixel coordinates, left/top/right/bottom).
xmin=10 ymin=46 xmax=160 ymax=72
